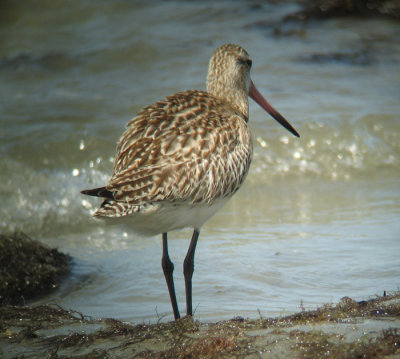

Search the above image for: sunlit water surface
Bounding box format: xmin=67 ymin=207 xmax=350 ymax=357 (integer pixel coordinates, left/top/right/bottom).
xmin=1 ymin=1 xmax=399 ymax=322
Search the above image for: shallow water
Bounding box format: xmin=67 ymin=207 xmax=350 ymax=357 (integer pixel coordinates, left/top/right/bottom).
xmin=1 ymin=0 xmax=399 ymax=322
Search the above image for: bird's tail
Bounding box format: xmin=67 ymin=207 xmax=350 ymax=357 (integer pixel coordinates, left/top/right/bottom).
xmin=81 ymin=187 xmax=115 ymax=200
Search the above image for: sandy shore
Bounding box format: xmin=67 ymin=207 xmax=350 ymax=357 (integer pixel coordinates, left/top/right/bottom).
xmin=1 ymin=293 xmax=399 ymax=358
xmin=1 ymin=233 xmax=399 ymax=358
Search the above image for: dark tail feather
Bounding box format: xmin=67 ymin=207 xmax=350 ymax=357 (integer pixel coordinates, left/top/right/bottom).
xmin=81 ymin=187 xmax=115 ymax=200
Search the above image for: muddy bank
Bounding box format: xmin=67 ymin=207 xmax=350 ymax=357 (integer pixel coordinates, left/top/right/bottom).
xmin=0 ymin=232 xmax=71 ymax=305
xmin=1 ymin=293 xmax=399 ymax=358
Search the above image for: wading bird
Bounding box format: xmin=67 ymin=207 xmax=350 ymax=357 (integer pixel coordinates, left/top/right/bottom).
xmin=81 ymin=44 xmax=299 ymax=320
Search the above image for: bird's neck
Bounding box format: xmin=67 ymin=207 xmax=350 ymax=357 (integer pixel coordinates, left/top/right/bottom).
xmin=207 ymin=79 xmax=249 ymax=120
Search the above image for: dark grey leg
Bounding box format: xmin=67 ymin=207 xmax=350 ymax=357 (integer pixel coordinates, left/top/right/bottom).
xmin=161 ymin=232 xmax=180 ymax=320
xmin=183 ymin=229 xmax=200 ymax=317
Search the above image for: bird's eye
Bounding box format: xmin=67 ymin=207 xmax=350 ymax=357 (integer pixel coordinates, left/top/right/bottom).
xmin=238 ymin=58 xmax=252 ymax=68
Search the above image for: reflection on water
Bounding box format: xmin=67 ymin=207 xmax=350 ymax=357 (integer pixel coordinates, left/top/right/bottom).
xmin=1 ymin=1 xmax=399 ymax=322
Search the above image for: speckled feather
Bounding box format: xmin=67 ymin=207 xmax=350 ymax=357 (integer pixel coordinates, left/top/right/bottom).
xmin=110 ymin=91 xmax=251 ymax=198
xmin=87 ymin=44 xmax=255 ymax=232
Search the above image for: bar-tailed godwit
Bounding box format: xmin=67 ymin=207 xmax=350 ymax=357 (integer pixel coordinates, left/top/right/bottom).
xmin=82 ymin=44 xmax=299 ymax=320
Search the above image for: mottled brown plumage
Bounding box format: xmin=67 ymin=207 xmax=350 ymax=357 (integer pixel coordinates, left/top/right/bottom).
xmin=106 ymin=90 xmax=251 ymax=207
xmin=81 ymin=43 xmax=299 ymax=320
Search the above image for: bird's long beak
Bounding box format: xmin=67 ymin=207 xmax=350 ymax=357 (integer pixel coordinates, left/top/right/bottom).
xmin=249 ymin=81 xmax=300 ymax=138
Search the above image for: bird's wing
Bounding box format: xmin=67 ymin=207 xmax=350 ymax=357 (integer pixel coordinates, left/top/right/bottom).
xmin=106 ymin=90 xmax=252 ymax=205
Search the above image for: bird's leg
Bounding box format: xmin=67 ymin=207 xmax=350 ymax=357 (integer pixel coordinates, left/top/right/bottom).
xmin=183 ymin=229 xmax=200 ymax=317
xmin=161 ymin=232 xmax=180 ymax=320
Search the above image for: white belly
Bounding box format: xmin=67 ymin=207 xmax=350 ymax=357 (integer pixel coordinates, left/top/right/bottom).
xmin=100 ymin=198 xmax=230 ymax=236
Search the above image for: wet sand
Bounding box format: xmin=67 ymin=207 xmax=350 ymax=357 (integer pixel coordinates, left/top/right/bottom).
xmin=1 ymin=233 xmax=399 ymax=358
xmin=1 ymin=293 xmax=399 ymax=358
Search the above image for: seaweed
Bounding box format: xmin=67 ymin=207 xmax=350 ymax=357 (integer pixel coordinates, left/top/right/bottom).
xmin=294 ymin=328 xmax=400 ymax=359
xmin=1 ymin=293 xmax=399 ymax=358
xmin=0 ymin=231 xmax=71 ymax=305
xmin=1 ymin=232 xmax=399 ymax=358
